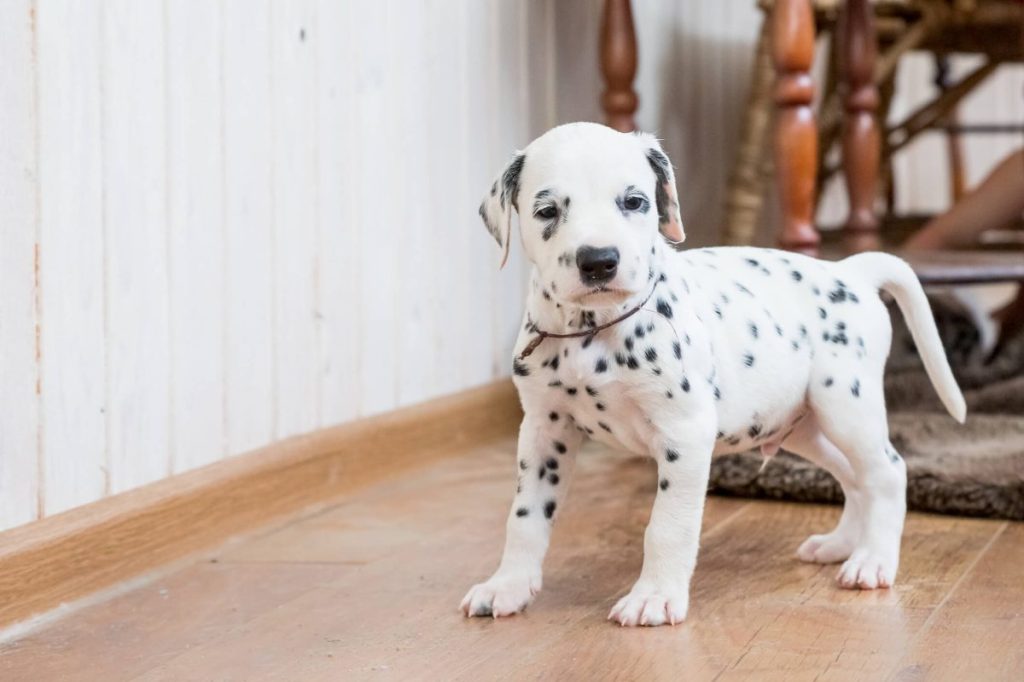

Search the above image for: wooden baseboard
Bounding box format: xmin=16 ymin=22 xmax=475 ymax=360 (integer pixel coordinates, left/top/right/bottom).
xmin=0 ymin=380 xmax=521 ymax=628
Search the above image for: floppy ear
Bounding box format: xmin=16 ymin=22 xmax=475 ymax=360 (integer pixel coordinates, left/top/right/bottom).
xmin=635 ymin=133 xmax=685 ymax=244
xmin=478 ymin=152 xmax=526 ymax=268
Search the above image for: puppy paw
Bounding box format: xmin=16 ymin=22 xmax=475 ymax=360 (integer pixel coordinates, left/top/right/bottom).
xmin=608 ymin=583 xmax=689 ymax=627
xmin=796 ymin=531 xmax=855 ymax=564
xmin=460 ymin=572 xmax=541 ymax=619
xmin=836 ymin=548 xmax=897 ymax=589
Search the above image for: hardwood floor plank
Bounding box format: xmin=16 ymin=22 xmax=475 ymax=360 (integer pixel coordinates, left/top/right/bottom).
xmin=0 ymin=562 xmax=343 ymax=681
xmin=887 ymin=523 xmax=1023 ymax=681
xmin=0 ymin=438 xmax=1013 ymax=682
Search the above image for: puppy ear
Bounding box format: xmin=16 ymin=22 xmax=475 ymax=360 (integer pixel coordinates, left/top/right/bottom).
xmin=478 ymin=152 xmax=526 ymax=269
xmin=635 ymin=133 xmax=685 ymax=244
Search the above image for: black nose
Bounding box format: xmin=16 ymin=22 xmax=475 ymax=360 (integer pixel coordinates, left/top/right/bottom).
xmin=576 ymin=246 xmax=620 ymax=284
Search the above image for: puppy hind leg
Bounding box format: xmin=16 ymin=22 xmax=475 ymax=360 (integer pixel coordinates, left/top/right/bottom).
xmin=781 ymin=415 xmax=861 ymax=565
xmin=810 ymin=378 xmax=907 ymax=590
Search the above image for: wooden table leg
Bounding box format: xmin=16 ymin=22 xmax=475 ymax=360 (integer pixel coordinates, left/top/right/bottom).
xmin=600 ymin=0 xmax=638 ymax=132
xmin=839 ymin=0 xmax=880 ymax=245
xmin=771 ymin=0 xmax=819 ymax=251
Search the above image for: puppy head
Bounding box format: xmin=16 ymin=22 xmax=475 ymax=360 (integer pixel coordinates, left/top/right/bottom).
xmin=478 ymin=122 xmax=684 ymax=308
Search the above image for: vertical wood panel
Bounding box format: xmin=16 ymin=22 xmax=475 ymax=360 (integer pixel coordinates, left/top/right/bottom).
xmin=0 ymin=0 xmax=40 ymax=530
xmin=315 ymin=0 xmax=360 ymax=425
xmin=393 ymin=1 xmax=435 ymax=407
xmin=271 ymin=0 xmax=320 ymax=437
xmin=352 ymin=1 xmax=397 ymax=416
xmin=35 ymin=0 xmax=107 ymax=517
xmin=223 ymin=0 xmax=275 ymax=455
xmin=166 ymin=0 xmax=225 ymax=473
xmin=463 ymin=0 xmax=500 ymax=388
xmin=102 ymin=0 xmax=170 ymax=493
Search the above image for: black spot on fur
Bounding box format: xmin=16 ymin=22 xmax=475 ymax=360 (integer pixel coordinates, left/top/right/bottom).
xmin=624 ymin=337 xmax=634 ymax=351
xmin=743 ymin=353 xmax=755 ymax=367
xmin=519 ymin=460 xmax=528 ymax=470
xmin=554 ymin=441 xmax=567 ymax=454
xmin=824 ymin=377 xmax=834 ymax=387
xmin=545 ymin=457 xmax=558 ymax=470
xmin=595 ymin=358 xmax=608 ymax=373
xmin=585 ymin=385 xmax=598 ymax=397
xmin=513 ymin=359 xmax=530 ymax=376
xmin=549 ymin=411 xmax=559 ymax=421
xmin=749 ymin=322 xmax=758 ymax=339
xmin=851 ymin=379 xmax=860 ymax=397
xmin=598 ymin=422 xmax=612 ymax=432
xmin=791 ymin=270 xmax=803 ymax=282
xmin=516 ymin=507 xmax=528 ymax=517
xmin=681 ymin=377 xmax=690 ymax=392
xmin=544 ymin=500 xmax=556 ymax=519
xmin=673 ymin=341 xmax=682 ymax=359
xmin=645 ymin=147 xmax=675 ymax=226
xmin=566 ymin=387 xmax=577 ymax=396
xmin=626 ymin=356 xmax=640 ymax=370
xmin=748 ymin=424 xmax=762 ymax=438
xmin=665 ymin=448 xmax=680 ymax=462
xmin=659 ymin=479 xmax=670 ymax=491
xmin=645 ymin=348 xmax=658 ymax=362
xmin=656 ymin=298 xmax=673 ymax=319
xmin=501 ymin=153 xmax=526 ymax=209
xmin=548 ymin=473 xmax=560 ymax=485
xmin=818 ymin=307 xmax=827 ymax=320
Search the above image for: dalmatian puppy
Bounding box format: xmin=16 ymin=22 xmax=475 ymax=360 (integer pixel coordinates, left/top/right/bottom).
xmin=460 ymin=122 xmax=966 ymax=627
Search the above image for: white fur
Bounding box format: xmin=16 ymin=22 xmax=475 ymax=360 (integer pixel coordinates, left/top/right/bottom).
xmin=461 ymin=123 xmax=965 ymax=627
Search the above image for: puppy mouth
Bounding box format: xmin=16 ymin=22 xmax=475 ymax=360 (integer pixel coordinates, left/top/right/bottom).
xmin=572 ymin=286 xmax=634 ymax=304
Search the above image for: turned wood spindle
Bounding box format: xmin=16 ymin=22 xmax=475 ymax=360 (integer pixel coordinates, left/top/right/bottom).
xmin=771 ymin=0 xmax=820 ymax=251
xmin=838 ymin=0 xmax=880 ymax=238
xmin=600 ymin=0 xmax=638 ymax=133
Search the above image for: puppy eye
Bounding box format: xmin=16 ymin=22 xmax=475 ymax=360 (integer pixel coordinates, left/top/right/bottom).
xmin=623 ymin=195 xmax=646 ymax=212
xmin=534 ymin=205 xmax=558 ymax=220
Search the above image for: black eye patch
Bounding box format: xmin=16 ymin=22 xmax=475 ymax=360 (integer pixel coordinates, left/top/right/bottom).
xmin=533 ymin=189 xmax=570 ymax=241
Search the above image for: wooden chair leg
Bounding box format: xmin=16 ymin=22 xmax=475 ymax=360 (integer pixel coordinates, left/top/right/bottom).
xmin=771 ymin=0 xmax=819 ymax=251
xmin=838 ymin=0 xmax=880 ymax=240
xmin=600 ymin=0 xmax=638 ymax=133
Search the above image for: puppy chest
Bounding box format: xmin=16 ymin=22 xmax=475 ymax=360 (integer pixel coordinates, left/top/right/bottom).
xmin=538 ymin=336 xmax=676 ymax=454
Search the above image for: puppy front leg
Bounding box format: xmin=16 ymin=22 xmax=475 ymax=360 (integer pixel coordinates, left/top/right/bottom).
xmin=609 ymin=425 xmax=714 ymax=627
xmin=461 ymin=411 xmax=582 ymax=618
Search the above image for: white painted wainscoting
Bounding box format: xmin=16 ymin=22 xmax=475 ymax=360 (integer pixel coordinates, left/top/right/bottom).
xmin=0 ymin=0 xmax=555 ymax=531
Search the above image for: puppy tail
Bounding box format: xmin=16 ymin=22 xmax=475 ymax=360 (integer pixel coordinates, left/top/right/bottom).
xmin=847 ymin=252 xmax=967 ymax=424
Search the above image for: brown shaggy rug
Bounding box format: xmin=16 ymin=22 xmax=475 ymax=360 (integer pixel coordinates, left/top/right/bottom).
xmin=708 ymin=296 xmax=1024 ymax=520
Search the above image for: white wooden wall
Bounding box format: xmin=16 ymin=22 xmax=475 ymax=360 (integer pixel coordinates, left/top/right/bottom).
xmin=0 ymin=0 xmax=553 ymax=532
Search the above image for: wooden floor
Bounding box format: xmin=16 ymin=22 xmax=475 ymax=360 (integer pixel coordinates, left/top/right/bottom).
xmin=1 ymin=436 xmax=1021 ymax=681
